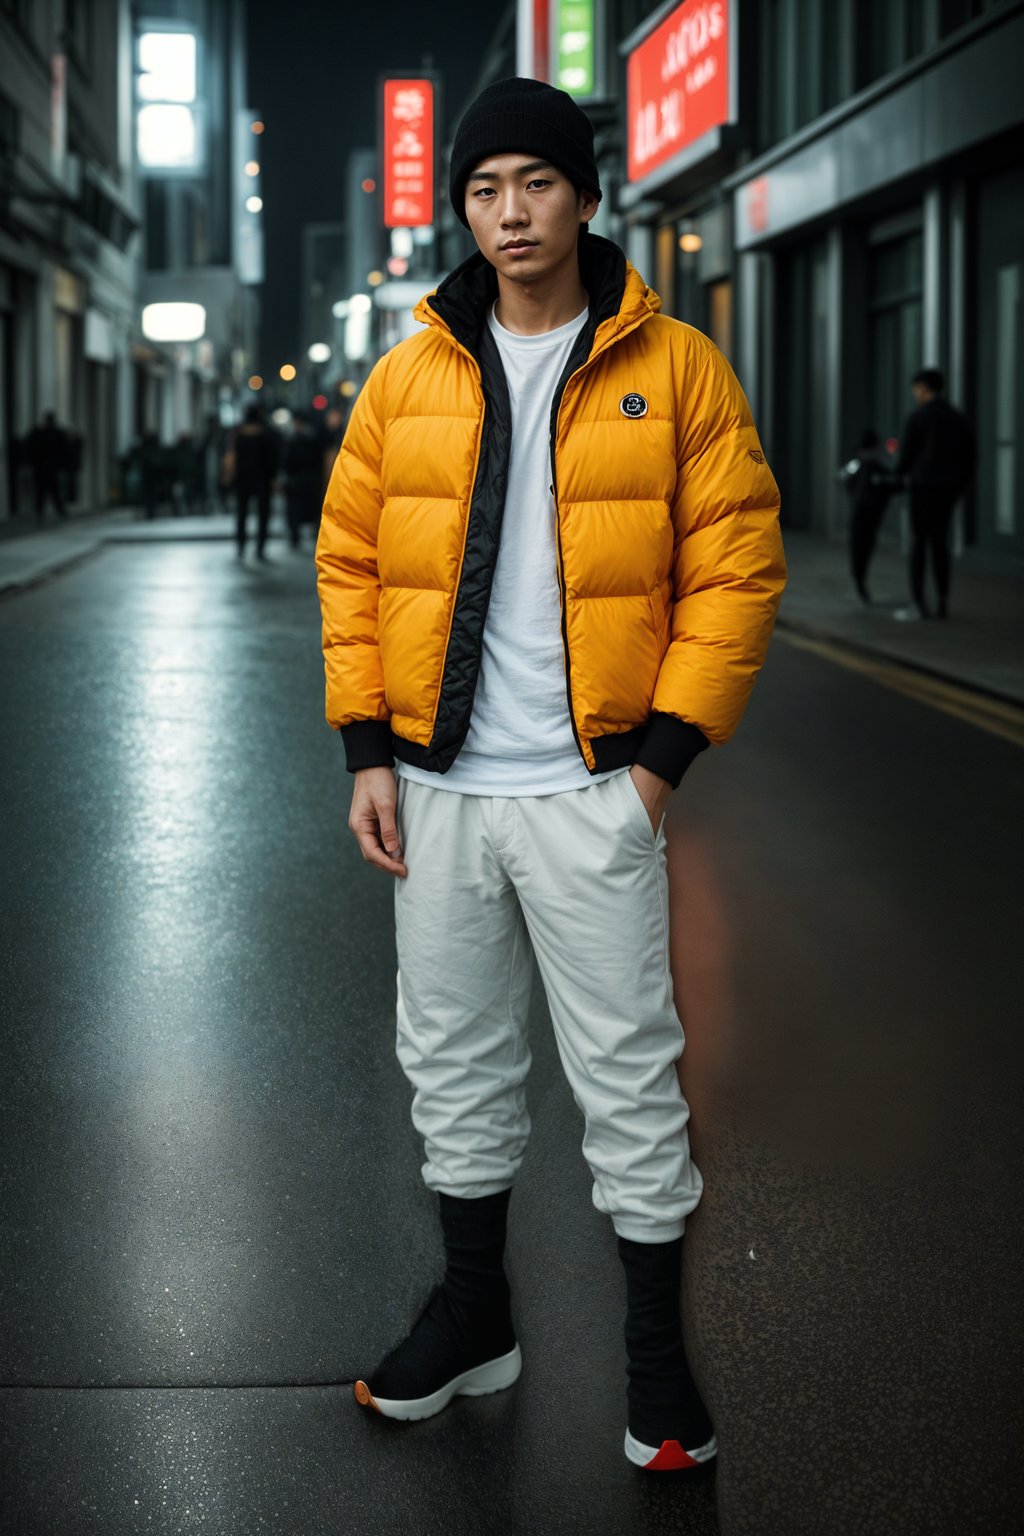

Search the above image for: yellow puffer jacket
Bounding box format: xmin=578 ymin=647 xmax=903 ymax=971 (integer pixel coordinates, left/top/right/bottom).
xmin=316 ymin=235 xmax=785 ymax=786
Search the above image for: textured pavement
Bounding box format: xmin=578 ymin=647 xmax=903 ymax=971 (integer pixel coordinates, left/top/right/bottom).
xmin=1 ymin=532 xmax=1021 ymax=1535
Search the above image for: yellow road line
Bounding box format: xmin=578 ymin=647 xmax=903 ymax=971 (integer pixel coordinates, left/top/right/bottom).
xmin=774 ymin=629 xmax=1024 ymax=749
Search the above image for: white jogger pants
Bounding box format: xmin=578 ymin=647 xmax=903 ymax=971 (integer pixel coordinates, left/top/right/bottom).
xmin=393 ymin=773 xmax=703 ymax=1242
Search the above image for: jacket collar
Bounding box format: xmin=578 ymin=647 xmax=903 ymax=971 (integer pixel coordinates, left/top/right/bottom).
xmin=415 ymin=234 xmax=659 ymax=360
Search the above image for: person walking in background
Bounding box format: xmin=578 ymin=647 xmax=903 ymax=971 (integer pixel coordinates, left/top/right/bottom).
xmin=282 ymin=411 xmax=323 ymax=549
xmin=894 ymin=368 xmax=975 ymax=621
xmin=233 ymin=404 xmax=278 ymax=560
xmin=24 ymin=412 xmax=69 ymax=524
xmin=317 ymin=78 xmax=785 ymax=1474
xmin=136 ymin=429 xmax=165 ymax=520
xmin=837 ymin=429 xmax=897 ymax=605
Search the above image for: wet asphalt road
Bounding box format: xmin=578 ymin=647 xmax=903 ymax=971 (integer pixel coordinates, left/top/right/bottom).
xmin=1 ymin=537 xmax=1021 ymax=1536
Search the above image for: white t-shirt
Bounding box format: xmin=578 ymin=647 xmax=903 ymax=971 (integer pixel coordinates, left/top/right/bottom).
xmin=398 ymin=302 xmax=619 ymax=797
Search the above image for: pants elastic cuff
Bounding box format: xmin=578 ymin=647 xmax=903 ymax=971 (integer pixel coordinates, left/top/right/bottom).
xmin=611 ymin=1216 xmax=687 ymax=1243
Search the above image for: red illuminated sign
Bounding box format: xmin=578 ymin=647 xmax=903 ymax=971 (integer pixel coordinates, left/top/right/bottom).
xmin=627 ymin=0 xmax=730 ymax=184
xmin=382 ymin=78 xmax=434 ymax=228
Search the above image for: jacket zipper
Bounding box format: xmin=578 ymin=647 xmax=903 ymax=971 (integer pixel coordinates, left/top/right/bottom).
xmin=550 ymin=370 xmax=586 ymax=766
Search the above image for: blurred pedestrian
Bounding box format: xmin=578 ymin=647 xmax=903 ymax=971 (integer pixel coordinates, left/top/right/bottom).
xmin=282 ymin=411 xmax=323 ymax=549
xmin=837 ymin=429 xmax=897 ymax=604
xmin=894 ymin=368 xmax=975 ymax=620
xmin=24 ymin=411 xmax=69 ymax=523
xmin=232 ymin=404 xmax=278 ymax=560
xmin=317 ymin=78 xmax=785 ymax=1472
xmin=321 ymin=405 xmax=347 ymax=489
xmin=172 ymin=431 xmax=203 ymax=515
xmin=137 ymin=430 xmax=165 ymax=520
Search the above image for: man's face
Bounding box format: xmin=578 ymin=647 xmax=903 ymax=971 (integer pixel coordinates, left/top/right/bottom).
xmin=912 ymin=382 xmax=932 ymax=404
xmin=464 ymin=154 xmax=598 ymax=281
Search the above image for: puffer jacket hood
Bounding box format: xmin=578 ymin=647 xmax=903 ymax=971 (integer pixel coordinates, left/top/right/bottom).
xmin=316 ymin=235 xmax=785 ymax=785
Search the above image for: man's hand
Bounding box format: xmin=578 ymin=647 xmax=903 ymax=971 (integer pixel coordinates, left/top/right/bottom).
xmin=349 ymin=767 xmax=408 ymax=878
xmin=629 ymin=763 xmax=672 ymax=835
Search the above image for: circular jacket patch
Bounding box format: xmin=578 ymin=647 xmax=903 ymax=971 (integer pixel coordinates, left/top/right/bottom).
xmin=619 ymin=393 xmax=649 ymax=419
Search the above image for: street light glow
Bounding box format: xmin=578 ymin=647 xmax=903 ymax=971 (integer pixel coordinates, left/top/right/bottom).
xmin=308 ymin=342 xmax=331 ymax=364
xmin=246 ymin=195 xmax=263 ymax=214
xmin=348 ymin=294 xmax=372 ymax=315
xmin=244 ymin=160 xmax=260 ymax=176
xmin=279 ymin=363 xmax=297 ymax=381
xmin=367 ymin=270 xmax=384 ymax=287
xmin=251 ymin=119 xmax=265 ymax=134
xmin=248 ymin=374 xmax=263 ymax=390
xmin=679 ymin=232 xmax=703 ymax=253
xmin=331 ymin=299 xmax=349 ymax=319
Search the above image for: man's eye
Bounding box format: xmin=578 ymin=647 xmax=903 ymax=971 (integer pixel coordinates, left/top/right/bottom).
xmin=527 ymin=179 xmax=551 ymax=190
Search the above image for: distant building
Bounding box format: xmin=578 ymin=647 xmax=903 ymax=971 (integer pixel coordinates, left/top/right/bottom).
xmin=0 ymin=0 xmax=261 ymax=520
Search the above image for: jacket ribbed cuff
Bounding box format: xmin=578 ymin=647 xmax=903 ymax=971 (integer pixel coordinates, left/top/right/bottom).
xmin=339 ymin=720 xmax=395 ymax=773
xmin=634 ymin=713 xmax=710 ymax=788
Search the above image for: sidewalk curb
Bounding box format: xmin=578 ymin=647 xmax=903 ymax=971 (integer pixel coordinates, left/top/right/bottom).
xmin=0 ymin=543 xmax=105 ymax=598
xmin=774 ymin=613 xmax=1024 ymax=713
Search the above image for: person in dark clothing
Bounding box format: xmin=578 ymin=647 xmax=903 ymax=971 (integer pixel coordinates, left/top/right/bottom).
xmin=837 ymin=429 xmax=898 ymax=604
xmin=895 ymin=368 xmax=975 ymax=620
xmin=282 ymin=412 xmax=323 ymax=549
xmin=233 ymin=405 xmax=278 ymax=559
xmin=137 ymin=430 xmax=165 ymax=520
xmin=24 ymin=412 xmax=69 ymax=523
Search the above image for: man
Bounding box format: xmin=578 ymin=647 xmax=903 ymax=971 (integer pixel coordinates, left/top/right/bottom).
xmin=25 ymin=412 xmax=69 ymax=523
xmin=894 ymin=367 xmax=975 ymax=620
xmin=233 ymin=403 xmax=278 ymax=559
xmin=316 ymin=78 xmax=785 ymax=1472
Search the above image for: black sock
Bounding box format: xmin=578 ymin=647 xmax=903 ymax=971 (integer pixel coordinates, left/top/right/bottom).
xmin=438 ymin=1189 xmax=515 ymax=1352
xmin=618 ymin=1235 xmax=713 ymax=1449
xmin=367 ymin=1190 xmax=515 ymax=1399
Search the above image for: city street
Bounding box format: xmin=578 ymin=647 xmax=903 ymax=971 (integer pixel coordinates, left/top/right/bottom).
xmin=1 ymin=534 xmax=1021 ymax=1536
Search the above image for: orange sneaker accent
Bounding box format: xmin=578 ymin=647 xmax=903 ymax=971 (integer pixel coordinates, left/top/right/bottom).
xmin=645 ymin=1440 xmax=698 ymax=1471
xmin=354 ymin=1380 xmax=380 ymax=1412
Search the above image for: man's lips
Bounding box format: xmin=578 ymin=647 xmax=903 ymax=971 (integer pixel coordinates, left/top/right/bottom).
xmin=501 ymin=240 xmax=538 ymax=251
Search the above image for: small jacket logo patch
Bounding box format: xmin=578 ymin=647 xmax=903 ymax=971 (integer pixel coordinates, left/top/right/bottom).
xmin=619 ymin=393 xmax=648 ymax=419
xmin=749 ymin=449 xmax=765 ymax=463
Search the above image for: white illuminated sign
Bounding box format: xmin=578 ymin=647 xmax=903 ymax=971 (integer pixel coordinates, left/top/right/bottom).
xmin=138 ymin=103 xmax=198 ymax=168
xmin=138 ymin=32 xmax=197 ymax=103
xmin=137 ymin=30 xmax=200 ymax=171
xmin=142 ymin=302 xmax=206 ymax=342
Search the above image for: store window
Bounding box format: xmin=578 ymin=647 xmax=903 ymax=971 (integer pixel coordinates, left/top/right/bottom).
xmin=975 ymin=165 xmax=1024 ymax=556
xmin=939 ymin=0 xmax=1009 ymax=38
xmin=867 ymin=223 xmax=923 ymax=452
xmin=756 ymin=0 xmax=847 ymax=150
xmin=776 ymin=236 xmax=831 ymax=530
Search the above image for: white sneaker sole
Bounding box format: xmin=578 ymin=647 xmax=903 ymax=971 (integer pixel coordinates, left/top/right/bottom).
xmin=354 ymin=1343 xmax=522 ymax=1422
xmin=624 ymin=1426 xmax=718 ymax=1471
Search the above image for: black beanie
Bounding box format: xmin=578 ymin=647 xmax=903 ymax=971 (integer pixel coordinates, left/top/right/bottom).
xmin=449 ymin=77 xmax=602 ymax=228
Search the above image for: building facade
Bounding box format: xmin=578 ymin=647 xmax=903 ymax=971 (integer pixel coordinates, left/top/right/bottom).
xmin=0 ymin=0 xmax=261 ymax=521
xmin=613 ymin=0 xmax=1023 ymax=569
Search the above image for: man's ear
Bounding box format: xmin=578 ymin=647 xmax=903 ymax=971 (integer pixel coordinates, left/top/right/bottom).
xmin=578 ymin=189 xmax=600 ymax=225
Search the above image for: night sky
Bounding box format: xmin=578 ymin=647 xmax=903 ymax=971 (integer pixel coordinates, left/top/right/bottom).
xmin=245 ymin=0 xmax=502 ymax=376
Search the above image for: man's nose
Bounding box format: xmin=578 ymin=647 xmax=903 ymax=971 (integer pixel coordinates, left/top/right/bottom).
xmin=499 ymin=190 xmax=528 ymax=224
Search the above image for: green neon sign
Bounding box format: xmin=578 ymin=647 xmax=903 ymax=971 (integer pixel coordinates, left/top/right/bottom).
xmin=556 ymin=0 xmax=595 ymax=99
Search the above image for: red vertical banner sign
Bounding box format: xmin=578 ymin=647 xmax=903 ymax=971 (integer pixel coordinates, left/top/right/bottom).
xmin=626 ymin=0 xmax=730 ymax=184
xmin=533 ymin=0 xmax=551 ymax=80
xmin=382 ymin=78 xmax=434 ymax=228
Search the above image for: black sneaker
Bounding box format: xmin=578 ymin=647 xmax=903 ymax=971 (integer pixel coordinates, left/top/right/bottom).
xmin=354 ymin=1284 xmax=521 ymax=1422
